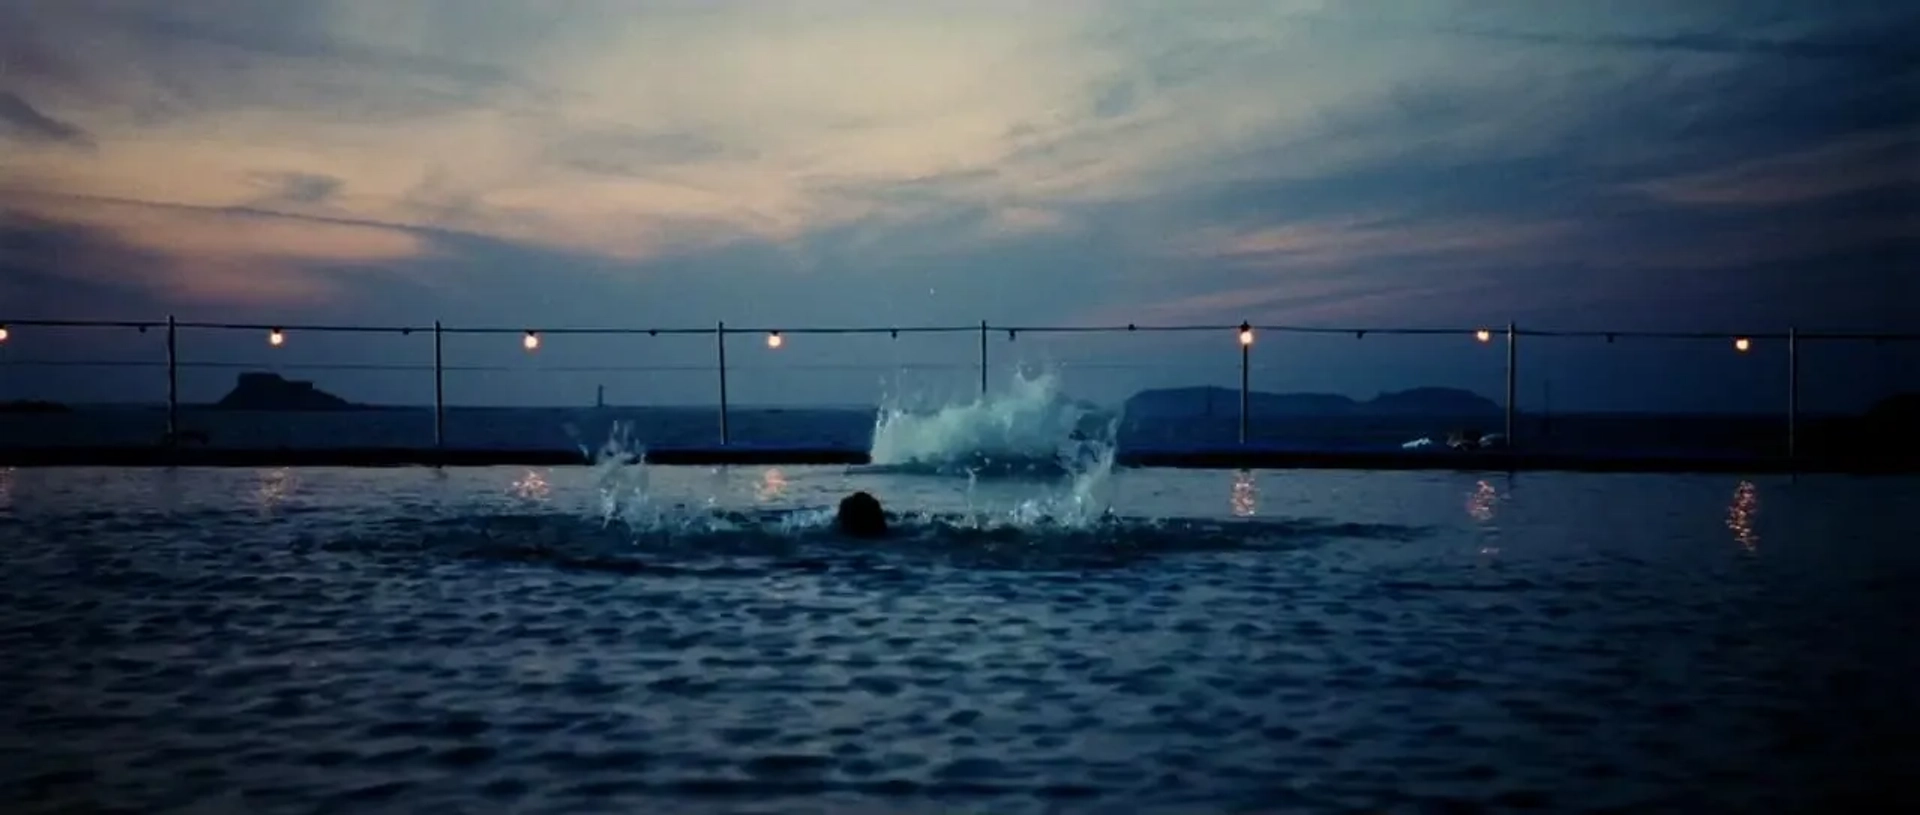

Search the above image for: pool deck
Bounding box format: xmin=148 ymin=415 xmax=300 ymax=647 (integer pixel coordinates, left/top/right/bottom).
xmin=0 ymin=445 xmax=1913 ymax=474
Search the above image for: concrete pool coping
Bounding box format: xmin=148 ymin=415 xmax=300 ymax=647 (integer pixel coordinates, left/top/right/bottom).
xmin=0 ymin=446 xmax=1914 ymax=474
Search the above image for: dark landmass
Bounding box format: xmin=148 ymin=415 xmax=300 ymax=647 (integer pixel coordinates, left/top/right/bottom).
xmin=211 ymin=373 xmax=365 ymax=411
xmin=1124 ymin=386 xmax=1501 ymax=418
xmin=0 ymin=399 xmax=70 ymax=414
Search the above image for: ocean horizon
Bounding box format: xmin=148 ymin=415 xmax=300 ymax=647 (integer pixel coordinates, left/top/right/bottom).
xmin=1 ymin=403 xmax=1822 ymax=460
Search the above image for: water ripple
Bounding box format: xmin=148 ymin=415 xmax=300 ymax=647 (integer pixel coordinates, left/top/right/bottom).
xmin=3 ymin=467 xmax=1918 ymax=813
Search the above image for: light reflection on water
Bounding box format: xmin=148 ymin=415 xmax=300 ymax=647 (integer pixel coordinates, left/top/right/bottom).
xmin=1466 ymin=479 xmax=1500 ymax=524
xmin=254 ymin=467 xmax=296 ymax=513
xmin=511 ymin=469 xmax=552 ymax=502
xmin=757 ymin=467 xmax=789 ymax=503
xmin=1230 ymin=469 xmax=1257 ymax=517
xmin=1468 ymin=479 xmax=1503 ymax=556
xmin=1727 ymin=480 xmax=1759 ymax=551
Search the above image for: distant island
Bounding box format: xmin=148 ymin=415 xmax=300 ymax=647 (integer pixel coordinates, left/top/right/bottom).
xmin=0 ymin=399 xmax=70 ymax=414
xmin=1124 ymin=386 xmax=1501 ymax=418
xmin=211 ymin=373 xmax=367 ymax=411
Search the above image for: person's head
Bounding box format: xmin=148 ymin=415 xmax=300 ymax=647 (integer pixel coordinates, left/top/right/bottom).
xmin=837 ymin=491 xmax=887 ymax=539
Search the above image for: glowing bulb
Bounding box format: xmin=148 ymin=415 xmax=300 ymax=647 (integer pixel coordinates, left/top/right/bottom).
xmin=268 ymin=328 xmax=284 ymax=347
xmin=767 ymin=331 xmax=783 ymax=349
xmin=523 ymin=331 xmax=540 ymax=351
xmin=1476 ymin=329 xmax=1493 ymax=343
xmin=1734 ymin=337 xmax=1751 ymax=353
xmin=1238 ymin=323 xmax=1254 ymax=346
xmin=0 ymin=325 xmax=9 ymax=343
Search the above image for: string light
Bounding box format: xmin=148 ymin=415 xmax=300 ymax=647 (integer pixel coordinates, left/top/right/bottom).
xmin=268 ymin=328 xmax=285 ymax=347
xmin=0 ymin=325 xmax=9 ymax=343
xmin=523 ymin=331 xmax=540 ymax=351
xmin=1734 ymin=337 xmax=1751 ymax=353
xmin=1476 ymin=328 xmax=1493 ymax=343
xmin=766 ymin=331 xmax=783 ymax=349
xmin=1238 ymin=322 xmax=1254 ymax=346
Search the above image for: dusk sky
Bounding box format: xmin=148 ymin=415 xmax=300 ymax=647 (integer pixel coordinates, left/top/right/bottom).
xmin=2 ymin=0 xmax=1916 ymax=413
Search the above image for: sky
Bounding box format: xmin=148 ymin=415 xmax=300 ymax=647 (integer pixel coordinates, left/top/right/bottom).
xmin=2 ymin=0 xmax=1916 ymax=413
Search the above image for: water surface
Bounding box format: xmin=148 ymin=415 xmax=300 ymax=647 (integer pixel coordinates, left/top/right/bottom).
xmin=2 ymin=466 xmax=1915 ymax=813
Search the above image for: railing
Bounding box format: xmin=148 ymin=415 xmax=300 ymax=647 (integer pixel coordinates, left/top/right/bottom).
xmin=2 ymin=317 xmax=1916 ymax=456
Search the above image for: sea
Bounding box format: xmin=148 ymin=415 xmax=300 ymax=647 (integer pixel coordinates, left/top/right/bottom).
xmin=0 ymin=371 xmax=1813 ymax=459
xmin=3 ymin=374 xmax=1916 ymax=813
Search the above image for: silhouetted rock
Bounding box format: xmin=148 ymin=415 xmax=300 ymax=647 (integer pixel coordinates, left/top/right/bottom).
xmin=837 ymin=491 xmax=888 ymax=539
xmin=1124 ymin=386 xmax=1499 ymax=418
xmin=0 ymin=399 xmax=68 ymax=414
xmin=213 ymin=373 xmax=360 ymax=411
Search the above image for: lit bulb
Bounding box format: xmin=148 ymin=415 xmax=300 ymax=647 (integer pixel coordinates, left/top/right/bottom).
xmin=268 ymin=328 xmax=285 ymax=347
xmin=1476 ymin=329 xmax=1493 ymax=343
xmin=0 ymin=325 xmax=9 ymax=343
xmin=523 ymin=331 xmax=540 ymax=351
xmin=1734 ymin=337 xmax=1751 ymax=353
xmin=767 ymin=332 xmax=783 ymax=349
xmin=1238 ymin=323 xmax=1254 ymax=346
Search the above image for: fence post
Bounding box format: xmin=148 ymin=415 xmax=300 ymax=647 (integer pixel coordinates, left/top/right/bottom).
xmin=1787 ymin=326 xmax=1798 ymax=460
xmin=166 ymin=315 xmax=178 ymax=447
xmin=716 ymin=321 xmax=730 ymax=445
xmin=433 ymin=320 xmax=445 ymax=450
xmin=979 ymin=320 xmax=988 ymax=397
xmin=1505 ymin=322 xmax=1517 ymax=446
xmin=1239 ymin=321 xmax=1251 ymax=445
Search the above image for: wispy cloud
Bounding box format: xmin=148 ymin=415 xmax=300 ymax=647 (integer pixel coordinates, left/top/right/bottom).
xmin=1627 ymin=126 xmax=1920 ymax=206
xmin=0 ymin=92 xmax=95 ymax=149
xmin=5 ymin=192 xmax=433 ymax=305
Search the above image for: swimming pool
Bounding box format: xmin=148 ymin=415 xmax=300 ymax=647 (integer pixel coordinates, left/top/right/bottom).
xmin=3 ymin=464 xmax=1917 ymax=813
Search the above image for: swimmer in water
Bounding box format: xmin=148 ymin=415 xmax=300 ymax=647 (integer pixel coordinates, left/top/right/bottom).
xmin=837 ymin=491 xmax=887 ymax=539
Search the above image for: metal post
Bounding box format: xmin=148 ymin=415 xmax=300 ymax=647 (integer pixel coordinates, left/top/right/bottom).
xmin=165 ymin=315 xmax=178 ymax=447
xmin=979 ymin=320 xmax=988 ymax=397
xmin=1505 ymin=322 xmax=1517 ymax=446
xmin=1239 ymin=323 xmax=1251 ymax=445
xmin=716 ymin=321 xmax=730 ymax=445
xmin=1787 ymin=326 xmax=1798 ymax=460
xmin=433 ymin=320 xmax=445 ymax=449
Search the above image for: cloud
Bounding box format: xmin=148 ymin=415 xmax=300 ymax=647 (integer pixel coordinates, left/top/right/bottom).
xmin=0 ymin=92 xmax=95 ymax=149
xmin=2 ymin=0 xmax=1914 ymax=388
xmin=246 ymin=171 xmax=346 ymax=206
xmin=1195 ymin=214 xmax=1579 ymax=270
xmin=1306 ymin=7 xmax=1920 ymax=66
xmin=3 ymin=192 xmax=434 ymax=305
xmin=1627 ymin=127 xmax=1920 ymax=206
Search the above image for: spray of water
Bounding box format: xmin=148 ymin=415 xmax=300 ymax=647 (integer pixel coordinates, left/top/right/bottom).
xmin=867 ymin=369 xmax=1121 ymax=527
xmin=579 ymin=371 xmax=1126 ymax=542
xmin=869 ymin=370 xmax=1114 ymax=472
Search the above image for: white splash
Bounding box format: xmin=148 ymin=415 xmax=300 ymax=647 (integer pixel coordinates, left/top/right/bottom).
xmin=869 ymin=369 xmax=1121 ymax=528
xmin=869 ymin=370 xmax=1113 ymax=472
xmin=582 ymin=420 xmax=660 ymax=529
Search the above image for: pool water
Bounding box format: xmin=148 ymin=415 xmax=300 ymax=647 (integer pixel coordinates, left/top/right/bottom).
xmin=2 ymin=466 xmax=1917 ymax=813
